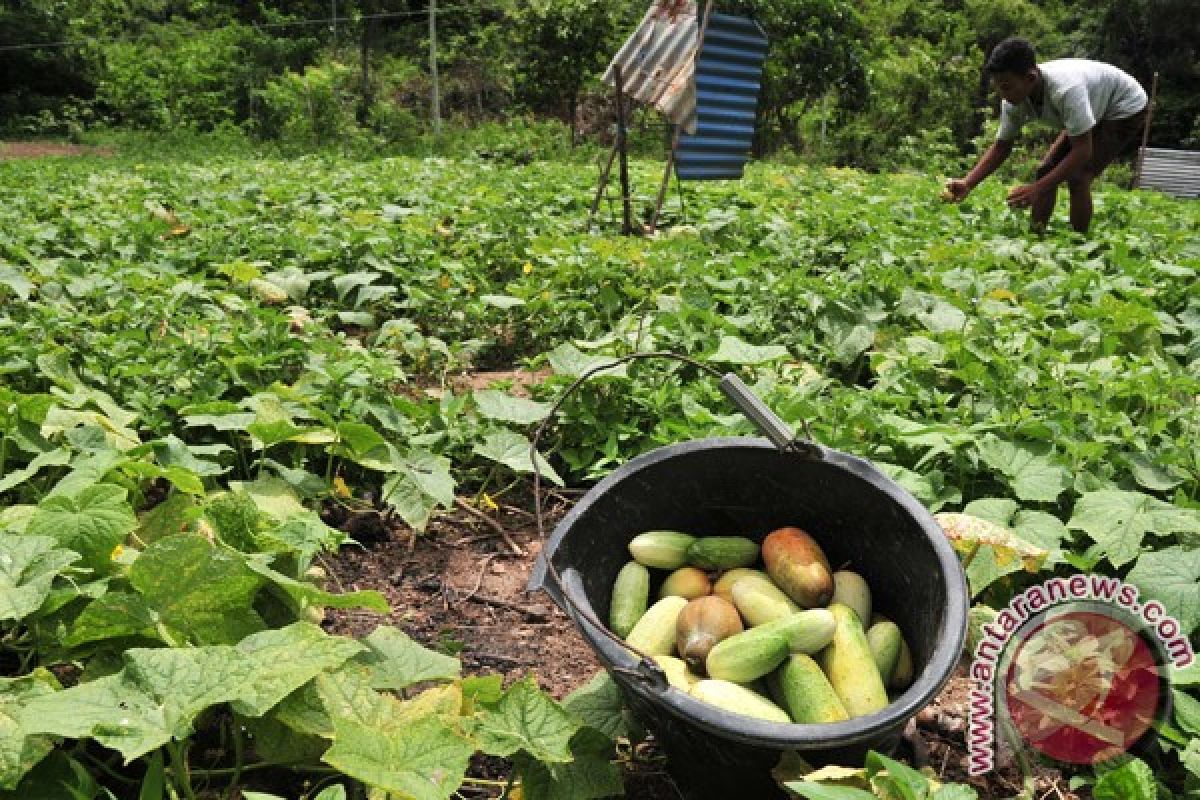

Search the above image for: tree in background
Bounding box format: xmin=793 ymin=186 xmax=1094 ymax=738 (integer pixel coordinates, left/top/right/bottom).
xmin=721 ymin=0 xmax=868 ymax=155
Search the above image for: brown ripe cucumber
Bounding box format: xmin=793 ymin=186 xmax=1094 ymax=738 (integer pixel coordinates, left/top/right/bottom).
xmin=771 ymin=654 xmax=849 ymax=723
xmin=762 ymin=526 xmax=834 ymax=608
xmin=609 ymin=561 xmax=650 ymax=638
xmin=818 ymin=603 xmax=890 ymax=717
xmin=676 ymin=596 xmax=744 ymax=672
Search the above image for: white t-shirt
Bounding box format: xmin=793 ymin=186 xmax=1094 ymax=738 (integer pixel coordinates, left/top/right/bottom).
xmin=996 ymin=59 xmax=1148 ymax=141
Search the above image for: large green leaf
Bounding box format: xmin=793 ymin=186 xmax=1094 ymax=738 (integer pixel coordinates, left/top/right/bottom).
xmin=227 ymin=476 xmax=307 ymax=522
xmin=62 ymin=591 xmax=160 ymax=648
xmin=25 ymin=483 xmax=136 ymax=572
xmin=1172 ymin=689 xmax=1200 ymax=736
xmin=242 ymin=556 xmax=388 ymax=614
xmin=469 ymin=676 xmax=579 ymax=763
xmin=1072 ymin=491 xmax=1200 ymax=568
xmin=0 ymin=449 xmax=70 ymax=495
xmin=561 ymin=670 xmax=628 ymax=741
xmin=975 ymin=436 xmax=1070 ymax=503
xmin=0 ymin=536 xmax=79 ymax=622
xmin=0 ymin=670 xmax=61 ymax=790
xmin=322 ymin=715 xmax=474 ymax=800
xmin=473 ymin=430 xmax=563 ymax=487
xmin=545 ymin=344 xmax=628 ymax=379
xmin=1092 ymin=758 xmax=1156 ymax=800
xmin=18 ymin=672 xmax=169 ymax=761
xmin=128 ymin=534 xmax=266 ymax=644
xmin=382 ymin=451 xmax=456 ymax=532
xmin=1126 ymin=547 xmax=1200 ymax=635
xmin=354 ymin=626 xmax=461 ymax=690
xmin=513 ymin=727 xmax=623 ymax=800
xmin=232 ymin=623 xmax=366 ymax=717
xmin=258 ymin=511 xmax=347 ymax=573
xmin=473 ymin=390 xmax=553 ymax=425
xmin=709 ymin=335 xmax=789 ymax=365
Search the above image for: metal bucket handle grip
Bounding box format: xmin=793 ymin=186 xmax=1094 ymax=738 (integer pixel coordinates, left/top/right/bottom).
xmin=526 ymin=350 xmax=819 ymax=692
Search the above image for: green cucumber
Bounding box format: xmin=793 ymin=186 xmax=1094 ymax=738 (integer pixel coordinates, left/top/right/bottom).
xmin=686 ymin=536 xmax=760 ymax=570
xmin=704 ymin=626 xmax=789 ymax=684
xmin=866 ymin=620 xmax=903 ymax=686
xmin=771 ymin=653 xmax=849 ymax=723
xmin=830 ymin=570 xmax=872 ymax=624
xmin=730 ymin=575 xmax=801 ymax=626
xmin=609 ymin=561 xmax=650 ymax=638
xmin=628 ymin=531 xmax=697 ymax=570
xmin=756 ymin=609 xmax=836 ymax=654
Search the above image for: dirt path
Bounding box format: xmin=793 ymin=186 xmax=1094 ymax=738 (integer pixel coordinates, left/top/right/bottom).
xmin=0 ymin=141 xmax=114 ymax=160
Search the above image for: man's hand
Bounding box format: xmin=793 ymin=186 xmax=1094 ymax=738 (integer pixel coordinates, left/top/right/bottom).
xmin=1006 ymin=183 xmax=1044 ymax=209
xmin=942 ymin=179 xmax=970 ymax=202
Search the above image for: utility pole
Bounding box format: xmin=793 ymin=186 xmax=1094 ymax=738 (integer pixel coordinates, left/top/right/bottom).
xmin=430 ymin=0 xmax=441 ymax=133
xmin=331 ymin=0 xmax=337 ymax=49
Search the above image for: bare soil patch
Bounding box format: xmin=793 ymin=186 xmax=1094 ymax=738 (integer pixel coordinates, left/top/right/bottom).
xmin=0 ymin=140 xmax=114 ymax=160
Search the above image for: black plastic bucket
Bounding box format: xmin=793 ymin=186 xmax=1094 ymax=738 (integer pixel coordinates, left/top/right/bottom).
xmin=529 ymin=436 xmax=968 ymax=799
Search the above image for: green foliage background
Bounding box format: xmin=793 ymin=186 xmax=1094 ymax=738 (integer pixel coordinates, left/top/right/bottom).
xmin=2 ymin=0 xmax=1198 ymax=164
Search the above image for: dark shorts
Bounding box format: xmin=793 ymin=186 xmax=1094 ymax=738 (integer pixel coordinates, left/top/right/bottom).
xmin=1035 ymin=108 xmax=1148 ymax=180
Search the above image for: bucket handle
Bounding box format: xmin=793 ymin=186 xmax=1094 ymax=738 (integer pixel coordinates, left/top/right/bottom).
xmin=527 ymin=350 xmax=819 ymax=692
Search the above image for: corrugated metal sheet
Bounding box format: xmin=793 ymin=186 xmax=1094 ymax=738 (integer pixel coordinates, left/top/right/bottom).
xmin=674 ymin=12 xmax=768 ymax=181
xmin=604 ymin=2 xmax=700 ymax=132
xmin=1136 ymin=147 xmax=1200 ymax=199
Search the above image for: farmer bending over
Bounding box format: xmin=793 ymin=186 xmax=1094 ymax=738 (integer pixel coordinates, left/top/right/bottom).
xmin=944 ymin=37 xmax=1148 ymax=234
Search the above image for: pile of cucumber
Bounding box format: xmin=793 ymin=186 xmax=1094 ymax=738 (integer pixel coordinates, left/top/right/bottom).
xmin=609 ymin=526 xmax=914 ymax=725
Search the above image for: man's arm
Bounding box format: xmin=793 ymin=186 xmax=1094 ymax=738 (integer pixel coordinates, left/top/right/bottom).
xmin=1006 ymin=131 xmax=1093 ymax=208
xmin=945 ymin=139 xmax=1013 ymax=201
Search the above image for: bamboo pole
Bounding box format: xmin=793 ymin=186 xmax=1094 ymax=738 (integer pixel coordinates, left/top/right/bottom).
xmin=1133 ymin=71 xmax=1158 ymax=189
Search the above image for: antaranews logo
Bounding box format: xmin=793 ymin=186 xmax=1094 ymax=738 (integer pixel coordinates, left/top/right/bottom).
xmin=968 ymin=574 xmax=1195 ymax=775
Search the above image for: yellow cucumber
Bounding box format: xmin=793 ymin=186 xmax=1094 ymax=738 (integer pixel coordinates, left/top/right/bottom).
xmin=818 ymin=603 xmax=890 ymax=718
xmin=771 ymin=654 xmax=850 ymax=723
xmin=653 ymin=655 xmax=700 ymax=691
xmin=686 ymin=536 xmax=760 ymax=570
xmin=712 ymin=568 xmax=768 ymax=604
xmin=625 ymin=595 xmax=688 ymax=656
xmin=830 ymin=570 xmax=872 ymax=624
xmin=866 ymin=620 xmax=903 ymax=686
xmin=730 ymin=574 xmax=801 ymax=626
xmin=756 ymin=609 xmax=836 ymax=655
xmin=689 ymin=679 xmax=791 ymax=724
xmin=628 ymin=531 xmax=697 ymax=570
xmin=659 ymin=566 xmax=712 ymax=600
xmin=609 ymin=561 xmax=650 ymax=638
xmin=705 ymin=626 xmax=789 ymax=683
xmin=890 ymin=632 xmax=915 ymax=690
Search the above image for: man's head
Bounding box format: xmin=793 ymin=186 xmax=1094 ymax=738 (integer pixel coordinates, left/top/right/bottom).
xmin=985 ymin=37 xmax=1039 ymax=105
